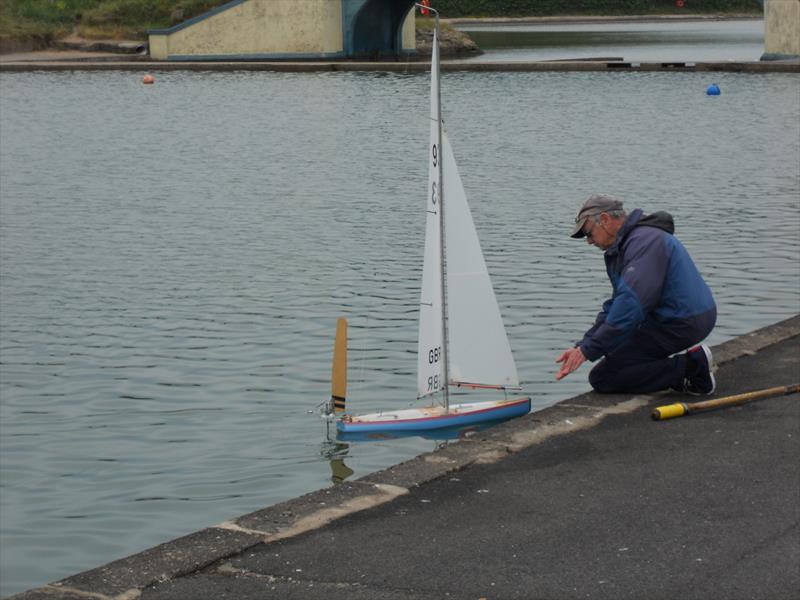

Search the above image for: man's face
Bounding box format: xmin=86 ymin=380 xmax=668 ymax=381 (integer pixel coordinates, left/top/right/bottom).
xmin=583 ymin=214 xmax=615 ymax=250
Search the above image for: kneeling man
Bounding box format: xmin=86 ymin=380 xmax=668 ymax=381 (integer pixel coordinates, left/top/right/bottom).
xmin=556 ymin=194 xmax=717 ymax=395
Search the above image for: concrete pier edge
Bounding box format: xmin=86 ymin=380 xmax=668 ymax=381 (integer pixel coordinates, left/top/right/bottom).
xmin=1 ymin=59 xmax=799 ymax=73
xmin=10 ymin=314 xmax=800 ymax=600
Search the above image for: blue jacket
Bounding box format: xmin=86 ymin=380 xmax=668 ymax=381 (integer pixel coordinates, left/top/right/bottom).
xmin=579 ymin=209 xmax=715 ymax=361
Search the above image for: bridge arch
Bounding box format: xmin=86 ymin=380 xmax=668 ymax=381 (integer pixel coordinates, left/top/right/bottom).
xmin=343 ymin=0 xmax=417 ymax=58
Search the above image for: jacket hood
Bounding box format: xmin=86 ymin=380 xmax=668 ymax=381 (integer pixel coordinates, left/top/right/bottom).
xmin=606 ymin=209 xmax=675 ymax=257
xmin=638 ymin=210 xmax=675 ymax=234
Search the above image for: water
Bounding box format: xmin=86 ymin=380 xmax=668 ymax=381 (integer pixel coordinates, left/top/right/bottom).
xmin=458 ymin=19 xmax=766 ymax=63
xmin=1 ymin=65 xmax=799 ymax=595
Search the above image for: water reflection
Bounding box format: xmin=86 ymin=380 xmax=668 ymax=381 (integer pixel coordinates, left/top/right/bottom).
xmin=320 ymin=440 xmax=355 ymax=484
xmin=321 ymin=417 xmax=518 ymax=485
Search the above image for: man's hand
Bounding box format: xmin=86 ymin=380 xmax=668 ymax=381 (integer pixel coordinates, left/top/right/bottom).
xmin=555 ymin=347 xmax=587 ymax=380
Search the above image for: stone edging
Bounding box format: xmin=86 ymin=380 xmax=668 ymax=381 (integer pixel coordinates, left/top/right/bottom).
xmin=11 ymin=314 xmax=800 ymax=599
xmin=1 ymin=60 xmax=799 ymax=73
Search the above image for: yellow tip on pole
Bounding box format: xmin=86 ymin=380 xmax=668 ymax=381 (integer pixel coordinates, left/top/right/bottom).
xmin=651 ymin=403 xmax=688 ymax=421
xmin=652 ymin=383 xmax=800 ymax=422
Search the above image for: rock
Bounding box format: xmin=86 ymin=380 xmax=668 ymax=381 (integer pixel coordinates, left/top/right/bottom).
xmin=415 ymin=27 xmax=482 ymax=57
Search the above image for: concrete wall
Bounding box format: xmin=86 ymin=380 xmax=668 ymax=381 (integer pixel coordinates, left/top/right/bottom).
xmin=150 ymin=0 xmax=345 ymax=60
xmin=763 ymin=0 xmax=800 ymax=59
xmin=150 ymin=0 xmax=416 ymax=61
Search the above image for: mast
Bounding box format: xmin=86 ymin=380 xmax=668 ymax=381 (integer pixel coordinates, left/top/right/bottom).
xmin=432 ymin=10 xmax=450 ymax=411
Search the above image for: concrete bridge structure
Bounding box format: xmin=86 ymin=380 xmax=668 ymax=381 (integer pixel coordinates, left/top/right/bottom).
xmin=149 ymin=0 xmax=417 ymax=61
xmin=762 ymin=0 xmax=800 ymax=60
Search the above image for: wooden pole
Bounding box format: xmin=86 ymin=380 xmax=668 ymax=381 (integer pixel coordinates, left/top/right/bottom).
xmin=331 ymin=317 xmax=348 ymax=414
xmin=651 ymin=383 xmax=800 ymax=421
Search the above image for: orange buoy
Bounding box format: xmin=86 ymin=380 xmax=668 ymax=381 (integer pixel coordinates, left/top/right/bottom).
xmin=142 ymin=74 xmax=155 ymax=84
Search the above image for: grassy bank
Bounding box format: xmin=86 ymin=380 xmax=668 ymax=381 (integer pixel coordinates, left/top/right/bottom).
xmin=0 ymin=0 xmax=222 ymax=44
xmin=0 ymin=0 xmax=763 ymax=46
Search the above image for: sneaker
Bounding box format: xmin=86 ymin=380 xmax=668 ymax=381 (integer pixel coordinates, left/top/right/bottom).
xmin=684 ymin=344 xmax=716 ymax=396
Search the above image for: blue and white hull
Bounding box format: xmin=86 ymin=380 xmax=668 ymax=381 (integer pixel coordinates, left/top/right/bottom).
xmin=336 ymin=396 xmax=531 ymax=434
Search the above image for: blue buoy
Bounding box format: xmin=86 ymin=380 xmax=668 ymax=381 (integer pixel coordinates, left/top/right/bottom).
xmin=706 ymin=83 xmax=721 ymax=96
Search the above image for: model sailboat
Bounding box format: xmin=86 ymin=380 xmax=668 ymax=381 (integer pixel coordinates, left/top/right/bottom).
xmin=329 ymin=5 xmax=531 ymax=434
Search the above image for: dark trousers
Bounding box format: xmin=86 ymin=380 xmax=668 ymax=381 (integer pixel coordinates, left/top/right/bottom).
xmin=588 ymin=308 xmax=717 ymax=394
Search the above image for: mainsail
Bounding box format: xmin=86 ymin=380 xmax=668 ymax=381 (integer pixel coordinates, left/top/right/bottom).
xmin=417 ymin=23 xmax=519 ymax=399
xmin=417 ymin=21 xmax=445 ymax=399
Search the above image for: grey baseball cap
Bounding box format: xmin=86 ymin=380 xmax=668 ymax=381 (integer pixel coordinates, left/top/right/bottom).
xmin=570 ymin=193 xmax=624 ymax=238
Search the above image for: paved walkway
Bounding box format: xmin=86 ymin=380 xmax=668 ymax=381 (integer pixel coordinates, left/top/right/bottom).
xmin=12 ymin=316 xmax=800 ymax=600
xmin=0 ymin=49 xmax=133 ymax=63
xmin=2 ymin=49 xmax=798 ymax=73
